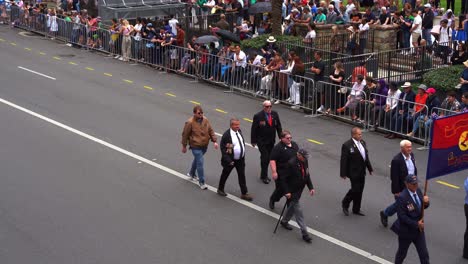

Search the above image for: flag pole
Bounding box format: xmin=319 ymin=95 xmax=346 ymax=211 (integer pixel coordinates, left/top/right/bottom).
xmin=421 ymin=179 xmax=428 ymax=220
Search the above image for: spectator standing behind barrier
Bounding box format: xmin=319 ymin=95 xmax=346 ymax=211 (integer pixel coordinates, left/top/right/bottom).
xmin=464 ymin=175 xmax=468 ymax=259
xmin=181 ymin=105 xmax=219 ymax=190
xmin=326 ymin=61 xmax=346 ymax=114
xmin=440 ymin=90 xmax=462 ymax=116
xmin=311 ymin=51 xmax=325 ymax=112
xmin=217 ymin=118 xmax=253 ymax=201
xmin=119 ymin=20 xmax=133 ymax=62
xmin=391 ymin=174 xmax=430 ymax=264
xmin=438 ymin=19 xmax=452 ymax=64
xmin=460 ymin=60 xmax=468 ymax=94
xmin=358 ymin=18 xmax=370 ymax=54
xmin=340 ymin=127 xmax=373 ymax=216
xmin=269 ymin=130 xmax=299 ymax=209
xmin=289 ymin=54 xmax=305 ymax=109
xmin=410 ymin=9 xmax=422 ymax=53
xmin=279 ymin=149 xmax=315 ymax=244
xmin=451 ymin=43 xmax=468 ymax=65
xmin=422 ymin=4 xmax=434 ymax=47
xmin=251 ymin=100 xmax=282 ymax=184
xmin=461 ymin=92 xmax=468 ymax=112
xmin=380 ymin=140 xmax=417 ymax=227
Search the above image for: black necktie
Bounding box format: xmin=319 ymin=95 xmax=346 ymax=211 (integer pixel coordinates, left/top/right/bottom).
xmin=236 ymin=132 xmax=244 ymax=159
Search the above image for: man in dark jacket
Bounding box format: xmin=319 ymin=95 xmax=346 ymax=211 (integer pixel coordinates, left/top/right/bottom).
xmin=279 ymin=149 xmax=315 ymax=243
xmin=391 ymin=174 xmax=430 ymax=264
xmin=340 ymin=127 xmax=373 ymax=216
xmin=389 ymin=82 xmax=416 ymax=138
xmin=380 ymin=139 xmax=417 ymax=227
xmin=422 ymin=4 xmax=434 ymax=46
xmin=217 ymin=118 xmax=253 ymax=201
xmin=251 ymin=100 xmax=282 ymax=184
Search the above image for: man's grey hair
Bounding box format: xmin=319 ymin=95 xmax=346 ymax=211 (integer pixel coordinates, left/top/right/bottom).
xmin=230 ymin=117 xmax=240 ymax=125
xmin=263 ymin=100 xmax=272 ymax=106
xmin=400 ymin=139 xmax=412 ymax=148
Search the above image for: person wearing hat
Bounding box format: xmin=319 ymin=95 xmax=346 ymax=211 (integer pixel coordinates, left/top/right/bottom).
xmin=386 ymin=81 xmax=415 ymax=139
xmin=407 ymin=84 xmax=429 ymax=137
xmin=261 ymin=36 xmax=278 ymax=64
xmin=391 ymin=174 xmax=430 ymax=264
xmin=422 ymin=3 xmax=434 ymax=46
xmin=279 ymin=148 xmax=315 ymax=243
xmin=340 ymin=127 xmax=373 ymax=216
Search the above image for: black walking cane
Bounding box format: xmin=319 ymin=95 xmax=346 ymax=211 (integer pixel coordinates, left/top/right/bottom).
xmin=273 ymin=200 xmax=288 ymax=234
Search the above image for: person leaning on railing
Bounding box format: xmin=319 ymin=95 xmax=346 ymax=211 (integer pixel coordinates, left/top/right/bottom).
xmin=336 ymin=74 xmax=366 ymax=121
xmin=382 ymin=82 xmax=402 ymax=135
xmin=356 ymin=76 xmax=377 ymax=123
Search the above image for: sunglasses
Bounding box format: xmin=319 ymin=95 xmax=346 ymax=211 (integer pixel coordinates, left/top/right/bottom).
xmin=264 ymin=105 xmax=272 ymax=108
xmin=196 ymin=112 xmax=203 ymax=114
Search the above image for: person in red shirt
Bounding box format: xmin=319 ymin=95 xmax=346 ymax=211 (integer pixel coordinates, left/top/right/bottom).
xmin=352 ymin=61 xmax=367 ymax=82
xmin=175 ymin=23 xmax=185 ymax=47
xmin=407 ymin=84 xmax=429 ymax=137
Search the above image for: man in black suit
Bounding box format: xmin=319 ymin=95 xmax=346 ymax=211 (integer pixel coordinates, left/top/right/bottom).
xmin=340 ymin=127 xmax=373 ymax=216
xmin=217 ymin=118 xmax=253 ymax=201
xmin=391 ymin=175 xmax=430 ymax=264
xmin=380 ymin=139 xmax=417 ymax=227
xmin=251 ymin=100 xmax=283 ymax=184
xmin=279 ymin=149 xmax=315 ymax=243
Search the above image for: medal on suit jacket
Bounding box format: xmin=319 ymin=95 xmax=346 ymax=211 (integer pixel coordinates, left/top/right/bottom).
xmin=407 ymin=202 xmax=415 ymax=212
xmin=350 ymin=147 xmax=355 ymax=153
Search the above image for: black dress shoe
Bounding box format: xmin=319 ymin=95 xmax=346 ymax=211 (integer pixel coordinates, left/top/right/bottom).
xmin=302 ymin=234 xmax=312 ymax=243
xmin=262 ymin=178 xmax=270 ymax=184
xmin=353 ymin=211 xmax=366 ymax=216
xmin=380 ymin=211 xmax=388 ymax=227
xmin=280 ymin=221 xmax=293 ymax=230
xmin=217 ymin=189 xmax=227 ymax=197
xmin=269 ymin=199 xmax=275 ymax=209
xmin=342 ymin=207 xmax=349 ymax=216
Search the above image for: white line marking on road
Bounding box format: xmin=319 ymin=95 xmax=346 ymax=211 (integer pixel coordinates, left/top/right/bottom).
xmin=0 ymin=97 xmax=391 ymax=264
xmin=17 ymin=66 xmax=56 ymax=80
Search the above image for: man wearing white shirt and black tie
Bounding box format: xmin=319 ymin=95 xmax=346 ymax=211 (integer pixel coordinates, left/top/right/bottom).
xmin=340 ymin=127 xmax=373 ymax=216
xmin=217 ymin=118 xmax=253 ymax=201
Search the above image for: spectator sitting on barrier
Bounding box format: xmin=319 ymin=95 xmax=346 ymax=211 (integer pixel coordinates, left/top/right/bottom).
xmin=369 ymin=79 xmax=389 ymax=127
xmin=461 ymin=92 xmax=468 ymax=112
xmin=407 ymin=84 xmax=429 ymax=137
xmin=336 ymin=74 xmax=366 ymax=121
xmin=382 ymin=82 xmax=402 ymax=137
xmin=179 ymin=36 xmax=199 ymax=73
xmin=451 ymin=43 xmax=468 ymax=65
xmin=418 ymin=87 xmax=441 ymax=136
xmin=356 ymin=76 xmax=377 ymax=122
xmin=386 ymin=82 xmax=416 ymax=139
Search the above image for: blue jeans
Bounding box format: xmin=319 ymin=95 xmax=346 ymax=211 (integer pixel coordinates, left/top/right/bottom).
xmin=384 ymin=196 xmax=398 ymax=217
xmin=422 ymin=28 xmax=432 ymax=47
xmin=411 ymin=114 xmax=426 ymax=134
xmin=189 ymin=147 xmax=207 ymax=184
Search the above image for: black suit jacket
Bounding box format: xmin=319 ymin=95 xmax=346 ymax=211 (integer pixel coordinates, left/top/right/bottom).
xmin=251 ymin=110 xmax=282 ymax=145
xmin=220 ymin=129 xmax=245 ymax=167
xmin=390 ymin=153 xmax=417 ymax=194
xmin=281 ymin=156 xmax=314 ymax=195
xmin=340 ymin=138 xmax=373 ymax=179
xmin=391 ymin=188 xmax=429 ymax=238
xmin=397 ymin=90 xmax=416 ymax=113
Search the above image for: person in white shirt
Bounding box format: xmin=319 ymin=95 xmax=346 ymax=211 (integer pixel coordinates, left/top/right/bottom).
xmin=229 ymin=44 xmax=247 ymax=86
xmin=438 ymin=19 xmax=452 ymax=64
xmin=303 ymin=23 xmax=316 ymax=47
xmin=217 ymin=118 xmax=253 ymax=201
xmin=410 ymin=9 xmax=422 ymax=51
xmin=359 ymin=18 xmax=370 ymax=54
xmin=382 ymin=82 xmax=402 ymax=131
xmin=168 ymin=15 xmax=178 ymax=36
xmin=337 ymin=75 xmax=366 ymax=121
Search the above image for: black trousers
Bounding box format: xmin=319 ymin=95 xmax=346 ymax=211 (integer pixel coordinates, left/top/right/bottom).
xmin=395 ymin=233 xmax=430 ymax=264
xmin=270 ymin=177 xmax=285 ymax=203
xmin=258 ymin=143 xmax=274 ymax=180
xmin=218 ymin=158 xmax=248 ymax=195
xmin=342 ymin=177 xmax=365 ymax=213
xmin=447 ymin=0 xmax=455 ymax=12
xmin=464 ymin=204 xmax=468 ymax=258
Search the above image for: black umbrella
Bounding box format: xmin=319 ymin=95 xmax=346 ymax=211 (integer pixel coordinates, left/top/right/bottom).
xmin=194 ymin=35 xmax=220 ymax=44
xmin=248 ymin=2 xmax=271 ymax=14
xmin=215 ymin=29 xmax=240 ymax=43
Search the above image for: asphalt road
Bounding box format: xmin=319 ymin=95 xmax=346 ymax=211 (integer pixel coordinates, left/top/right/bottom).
xmin=0 ymin=25 xmax=467 ymax=264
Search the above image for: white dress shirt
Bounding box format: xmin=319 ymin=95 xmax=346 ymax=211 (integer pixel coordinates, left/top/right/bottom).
xmin=230 ymin=129 xmax=245 ymax=160
xmin=352 ymin=138 xmax=366 ymax=160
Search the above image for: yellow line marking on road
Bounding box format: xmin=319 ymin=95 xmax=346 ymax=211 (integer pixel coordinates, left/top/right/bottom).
xmin=68 ymin=62 xmax=77 ymax=65
xmin=39 ymin=52 xmax=46 ymax=55
xmin=10 ymin=42 xmax=16 ymax=46
xmin=123 ymin=79 xmax=133 ymax=84
xmin=53 ymin=56 xmax=62 ymax=60
xmin=307 ymin=139 xmax=324 ymax=145
xmin=189 ymin=100 xmax=200 ymax=105
xmin=24 ymin=47 xmax=32 ymax=51
xmin=85 ymin=67 xmax=94 ymax=71
xmin=165 ymin=93 xmax=176 ymax=97
xmin=436 ymin=180 xmax=460 ymax=189
xmin=243 ymin=118 xmax=253 ymax=122
xmin=0 ymin=38 xmax=5 ymax=42
xmin=103 ymin=73 xmax=112 ymax=77
xmin=215 ymin=108 xmax=228 ymax=114
xmin=144 ymin=86 xmax=154 ymax=90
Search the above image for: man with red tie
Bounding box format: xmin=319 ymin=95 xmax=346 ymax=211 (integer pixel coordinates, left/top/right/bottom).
xmin=251 ymin=100 xmax=283 ymax=184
